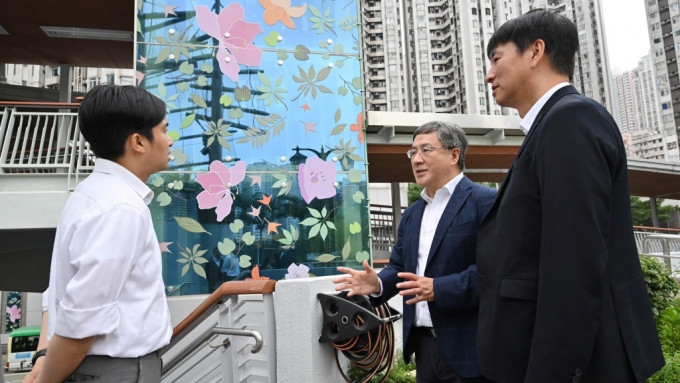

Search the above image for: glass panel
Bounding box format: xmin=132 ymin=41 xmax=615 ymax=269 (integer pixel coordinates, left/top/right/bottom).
xmin=137 ymin=0 xmax=368 ymax=295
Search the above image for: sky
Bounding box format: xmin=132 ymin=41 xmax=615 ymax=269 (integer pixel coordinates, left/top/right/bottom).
xmin=600 ymin=0 xmax=652 ymax=74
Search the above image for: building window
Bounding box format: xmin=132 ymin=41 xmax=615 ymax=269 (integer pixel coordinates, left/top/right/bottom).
xmin=479 ymin=97 xmax=486 ymax=105
xmin=650 ymin=11 xmax=658 ymax=18
xmin=472 ymin=7 xmax=477 ymax=15
xmin=485 ymin=8 xmax=491 ymax=15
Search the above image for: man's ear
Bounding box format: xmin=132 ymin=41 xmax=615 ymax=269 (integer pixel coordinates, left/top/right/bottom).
xmin=450 ymin=147 xmax=461 ymax=166
xmin=128 ymin=133 xmax=147 ymax=155
xmin=529 ymin=39 xmax=546 ymax=68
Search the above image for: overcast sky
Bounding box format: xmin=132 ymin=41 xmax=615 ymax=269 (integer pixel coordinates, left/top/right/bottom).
xmin=600 ymin=0 xmax=651 ymax=74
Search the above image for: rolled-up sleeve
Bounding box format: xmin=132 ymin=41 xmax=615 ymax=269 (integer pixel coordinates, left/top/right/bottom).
xmin=55 ymin=204 xmax=145 ymax=339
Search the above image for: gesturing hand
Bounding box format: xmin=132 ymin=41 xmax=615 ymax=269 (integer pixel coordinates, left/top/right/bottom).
xmin=334 ymin=260 xmax=381 ymax=297
xmin=397 ymin=272 xmax=434 ymax=305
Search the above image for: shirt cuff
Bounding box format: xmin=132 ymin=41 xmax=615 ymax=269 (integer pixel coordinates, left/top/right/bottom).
xmin=370 ymin=277 xmax=384 ymax=298
xmin=55 ymin=301 xmax=119 ymax=339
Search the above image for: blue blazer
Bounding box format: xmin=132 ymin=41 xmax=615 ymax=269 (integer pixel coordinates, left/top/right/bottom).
xmin=371 ymin=176 xmax=497 ymax=378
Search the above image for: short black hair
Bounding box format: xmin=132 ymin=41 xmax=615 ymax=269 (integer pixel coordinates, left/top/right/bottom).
xmin=486 ymin=9 xmax=578 ymax=79
xmin=413 ymin=121 xmax=468 ymax=171
xmin=78 ymin=85 xmax=166 ymax=160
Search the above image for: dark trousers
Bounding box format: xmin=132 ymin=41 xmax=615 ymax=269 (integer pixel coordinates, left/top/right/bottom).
xmin=412 ymin=327 xmax=491 ymax=383
xmin=64 ymin=350 xmax=161 ymax=383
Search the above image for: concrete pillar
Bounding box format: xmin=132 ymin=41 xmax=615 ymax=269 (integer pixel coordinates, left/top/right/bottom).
xmin=274 ymin=276 xmax=349 ymax=382
xmin=58 ymin=64 xmax=72 ymax=103
xmin=650 ymin=197 xmax=660 ymax=228
xmin=0 ymin=63 xmax=7 ymax=84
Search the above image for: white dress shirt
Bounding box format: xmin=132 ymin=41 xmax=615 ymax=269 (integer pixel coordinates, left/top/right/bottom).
xmin=43 ymin=159 xmax=172 ymax=357
xmin=414 ymin=172 xmax=464 ymax=327
xmin=519 ymin=82 xmax=570 ymax=134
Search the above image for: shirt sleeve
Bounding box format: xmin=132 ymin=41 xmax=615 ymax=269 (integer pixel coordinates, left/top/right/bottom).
xmin=55 ymin=204 xmax=146 ymax=339
xmin=41 ymin=288 xmax=49 ymax=312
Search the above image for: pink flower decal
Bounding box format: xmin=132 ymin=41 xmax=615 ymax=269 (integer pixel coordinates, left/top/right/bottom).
xmin=285 ymin=263 xmax=310 ymax=279
xmin=6 ymin=305 xmax=20 ymax=323
xmin=298 ymin=157 xmax=337 ymax=204
xmin=196 ymin=3 xmax=263 ymax=82
xmin=196 ymin=160 xmax=246 ymax=221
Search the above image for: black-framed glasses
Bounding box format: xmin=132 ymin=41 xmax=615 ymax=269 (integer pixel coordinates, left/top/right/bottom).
xmin=406 ymin=145 xmax=452 ymax=159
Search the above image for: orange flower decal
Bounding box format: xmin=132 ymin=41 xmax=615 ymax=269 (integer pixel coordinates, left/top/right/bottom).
xmin=350 ymin=112 xmax=364 ymax=144
xmin=246 ymin=265 xmax=271 ymax=281
xmin=260 ymin=0 xmax=307 ymax=29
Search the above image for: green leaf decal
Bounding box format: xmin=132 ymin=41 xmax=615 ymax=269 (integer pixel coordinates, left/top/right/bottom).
xmin=229 ymin=219 xmax=244 ymax=233
xmin=174 ymin=217 xmax=211 ymax=235
xmin=152 ymin=177 xmax=164 ymax=187
xmin=190 ymin=94 xmax=208 ymax=108
xmin=348 ymin=169 xmax=362 ymax=183
xmin=179 ymin=61 xmax=195 ymax=75
xmin=157 ymin=192 xmax=172 ymax=207
xmin=355 ymin=251 xmax=370 ymax=263
xmin=342 ymin=240 xmax=351 ymax=261
xmin=352 ymin=191 xmax=365 ymax=203
xmin=218 ymin=238 xmax=236 ymax=255
xmin=239 ymin=255 xmax=252 ymax=268
xmin=315 ymin=253 xmax=338 ymax=263
xmin=180 ymin=113 xmax=196 ymax=129
xmin=349 ymin=222 xmax=361 ymax=234
xmin=242 ymin=232 xmax=256 ymax=246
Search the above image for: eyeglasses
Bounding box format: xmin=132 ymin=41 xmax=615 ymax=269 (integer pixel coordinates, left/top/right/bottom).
xmin=406 ymin=145 xmax=451 ymax=159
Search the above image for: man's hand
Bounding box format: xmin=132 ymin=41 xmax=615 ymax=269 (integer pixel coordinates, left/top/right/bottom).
xmin=397 ymin=272 xmax=434 ymax=304
xmin=334 ymin=260 xmax=381 ymax=297
xmin=22 ymin=357 xmax=45 ymax=383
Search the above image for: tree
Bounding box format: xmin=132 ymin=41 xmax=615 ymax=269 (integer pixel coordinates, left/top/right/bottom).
xmin=407 ymin=183 xmax=423 ymax=206
xmin=630 ymin=196 xmax=679 ymax=228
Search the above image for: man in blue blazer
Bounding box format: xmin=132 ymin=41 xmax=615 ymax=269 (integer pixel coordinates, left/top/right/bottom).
xmin=477 ymin=10 xmax=664 ymax=383
xmin=335 ymin=121 xmax=496 ymax=382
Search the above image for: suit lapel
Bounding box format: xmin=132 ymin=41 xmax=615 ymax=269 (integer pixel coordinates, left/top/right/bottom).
xmin=482 ymin=85 xmax=579 ymax=224
xmin=425 ymin=176 xmax=472 ymax=270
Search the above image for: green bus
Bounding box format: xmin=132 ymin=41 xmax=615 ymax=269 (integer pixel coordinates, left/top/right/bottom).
xmin=6 ymin=325 xmax=40 ymax=372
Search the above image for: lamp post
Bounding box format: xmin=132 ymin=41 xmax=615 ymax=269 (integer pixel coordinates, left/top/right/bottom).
xmin=289 ymin=146 xmax=331 ymax=170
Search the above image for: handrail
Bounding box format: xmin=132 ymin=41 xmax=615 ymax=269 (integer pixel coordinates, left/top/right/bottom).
xmin=0 ymin=101 xmax=81 ymax=107
xmin=170 ymin=280 xmax=276 ymax=340
xmin=634 ymin=225 xmax=680 ymax=233
xmin=642 ymin=233 xmax=680 ymax=272
xmin=162 ymin=326 xmax=264 ymax=376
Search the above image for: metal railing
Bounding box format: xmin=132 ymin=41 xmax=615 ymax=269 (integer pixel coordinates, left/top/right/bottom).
xmin=0 ymin=102 xmax=94 ymax=178
xmin=370 ymin=203 xmax=406 ymax=253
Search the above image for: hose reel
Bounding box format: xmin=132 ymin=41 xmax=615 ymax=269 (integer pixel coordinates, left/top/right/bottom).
xmin=318 ymin=291 xmax=402 ymax=383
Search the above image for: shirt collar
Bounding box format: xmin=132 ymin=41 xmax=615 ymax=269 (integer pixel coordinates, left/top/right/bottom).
xmin=93 ymin=159 xmax=154 ymax=205
xmin=519 ymin=82 xmax=570 ymax=135
xmin=420 ymin=172 xmax=464 ymax=204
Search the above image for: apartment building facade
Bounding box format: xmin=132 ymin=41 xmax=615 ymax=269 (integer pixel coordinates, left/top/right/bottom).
xmin=362 ymin=0 xmax=614 ymax=115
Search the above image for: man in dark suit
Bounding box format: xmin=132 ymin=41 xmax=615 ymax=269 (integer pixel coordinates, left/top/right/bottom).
xmin=335 ymin=121 xmax=497 ymax=382
xmin=477 ymin=10 xmax=664 ymax=383
xmin=206 ymin=248 xmax=225 ymax=293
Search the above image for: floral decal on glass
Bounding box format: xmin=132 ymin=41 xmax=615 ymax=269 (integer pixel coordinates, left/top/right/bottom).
xmin=196 ymin=4 xmax=263 ymax=82
xmin=298 ymin=157 xmax=337 ymax=204
xmin=138 ymin=0 xmax=370 ymax=294
xmin=196 ymin=160 xmax=246 ymax=221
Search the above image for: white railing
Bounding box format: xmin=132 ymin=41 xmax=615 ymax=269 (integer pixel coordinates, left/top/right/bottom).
xmin=0 ymin=103 xmax=95 ymax=177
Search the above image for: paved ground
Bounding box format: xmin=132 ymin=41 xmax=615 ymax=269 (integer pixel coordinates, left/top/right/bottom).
xmin=5 ymin=371 xmax=30 ymax=382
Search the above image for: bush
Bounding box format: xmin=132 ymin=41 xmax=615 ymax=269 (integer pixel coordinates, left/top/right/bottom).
xmin=640 ymin=254 xmax=679 ymax=320
xmin=647 ymin=351 xmax=680 ymax=382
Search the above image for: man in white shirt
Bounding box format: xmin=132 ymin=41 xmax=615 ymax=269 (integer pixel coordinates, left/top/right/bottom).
xmin=24 ymin=84 xmax=174 ymax=383
xmin=477 ymin=9 xmax=664 ymax=383
xmin=334 ymin=121 xmax=497 ymax=382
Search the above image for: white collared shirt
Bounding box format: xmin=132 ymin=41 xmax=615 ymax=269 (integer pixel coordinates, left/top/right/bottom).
xmin=519 ymin=82 xmax=570 ymax=134
xmin=43 ymin=159 xmax=172 ymax=357
xmin=413 ymin=172 xmax=464 ymax=327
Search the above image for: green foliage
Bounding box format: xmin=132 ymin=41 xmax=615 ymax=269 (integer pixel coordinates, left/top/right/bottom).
xmin=648 ymin=351 xmax=680 ymax=382
xmin=631 ymin=196 xmax=679 ymax=227
xmin=659 ymin=301 xmax=680 ymax=355
xmin=347 ymin=350 xmax=416 ymax=383
xmin=640 ymin=254 xmax=679 ymax=320
xmin=651 ymin=301 xmax=680 ymax=382
xmin=407 ymin=183 xmax=423 ymax=206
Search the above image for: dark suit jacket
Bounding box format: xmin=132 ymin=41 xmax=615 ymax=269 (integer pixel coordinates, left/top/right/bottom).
xmin=205 ymin=256 xmax=224 ymax=292
xmin=476 ymin=85 xmax=664 ymax=383
xmin=371 ymin=176 xmax=497 ymax=378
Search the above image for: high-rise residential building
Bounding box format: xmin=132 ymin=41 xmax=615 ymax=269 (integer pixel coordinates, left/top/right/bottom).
xmin=612 ymin=70 xmax=639 ymax=133
xmin=3 ymin=64 xmax=135 ymax=92
xmin=643 ymin=0 xmax=680 ymax=162
xmin=362 ymin=0 xmax=614 ymax=115
xmin=635 ymin=54 xmax=663 ymax=135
